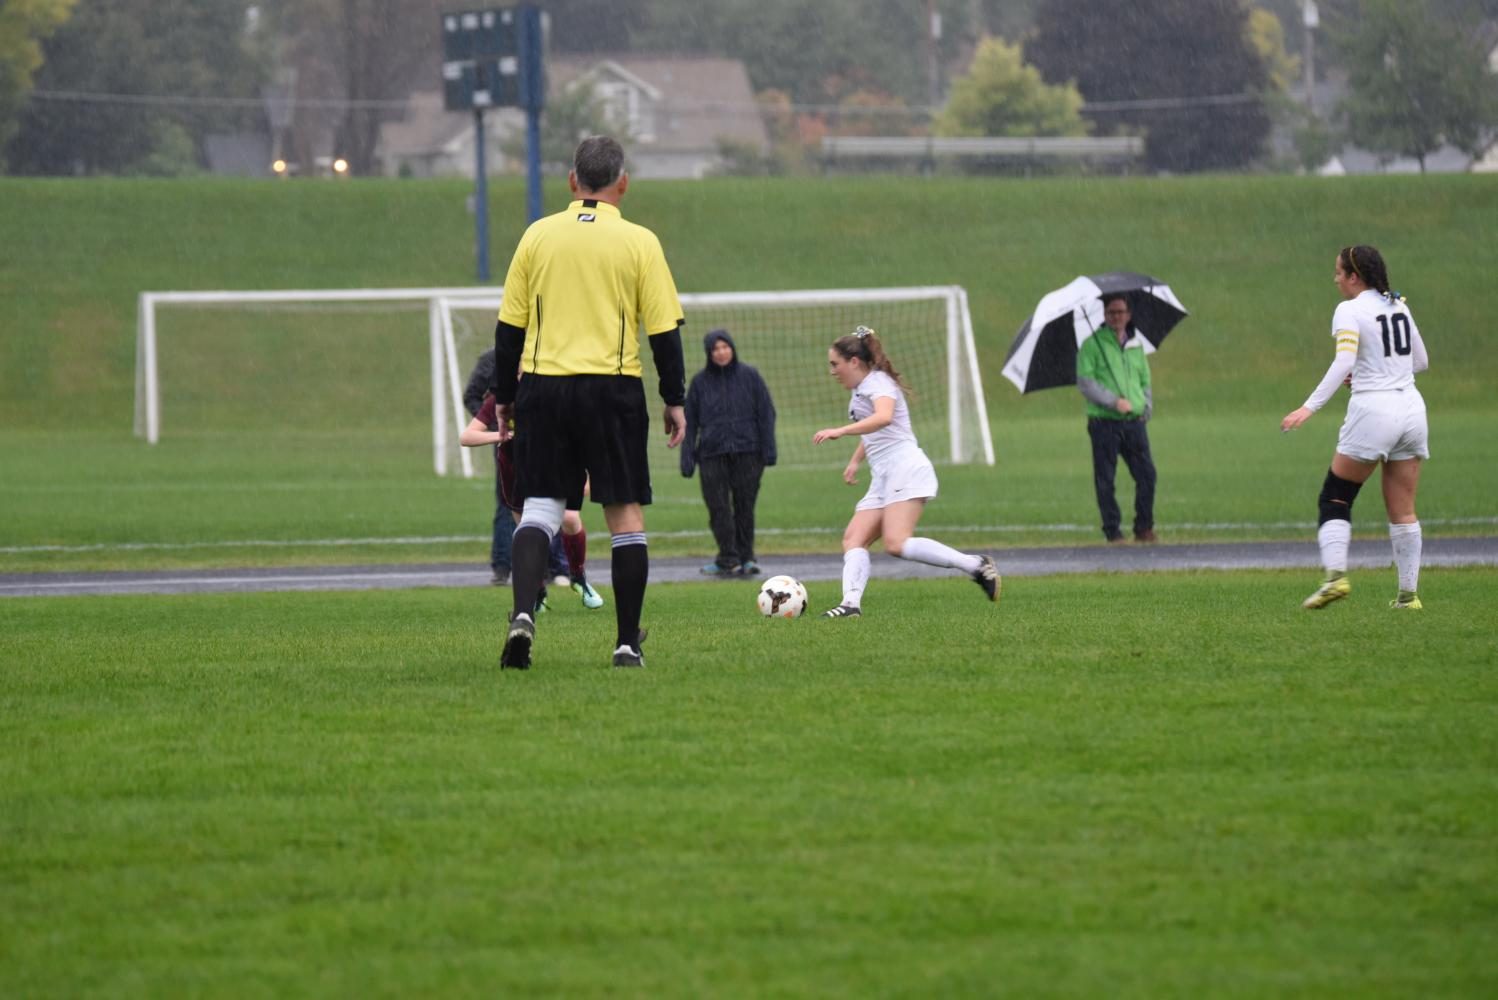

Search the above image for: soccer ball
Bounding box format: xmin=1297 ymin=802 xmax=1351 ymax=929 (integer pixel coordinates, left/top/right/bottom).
xmin=757 ymin=575 xmax=809 ymax=618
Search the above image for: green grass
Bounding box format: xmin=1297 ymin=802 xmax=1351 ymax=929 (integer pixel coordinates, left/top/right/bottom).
xmin=4 ymin=572 xmax=1497 ymax=996
xmin=2 ymin=173 xmax=1495 ymax=571
xmin=2 ymin=405 xmax=1495 ymax=572
xmin=2 ymin=174 xmax=1496 ymax=570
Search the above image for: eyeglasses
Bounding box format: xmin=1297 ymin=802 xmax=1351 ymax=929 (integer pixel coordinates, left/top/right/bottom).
xmin=1105 ymin=308 xmax=1130 ymax=316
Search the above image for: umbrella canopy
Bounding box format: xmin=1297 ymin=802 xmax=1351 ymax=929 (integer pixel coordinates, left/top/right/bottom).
xmin=1001 ymin=272 xmax=1188 ymax=394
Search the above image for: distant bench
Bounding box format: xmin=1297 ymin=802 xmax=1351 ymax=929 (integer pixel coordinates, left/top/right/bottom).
xmin=821 ymin=135 xmax=1143 ymax=172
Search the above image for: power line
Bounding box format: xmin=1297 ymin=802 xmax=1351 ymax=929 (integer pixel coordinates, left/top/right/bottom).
xmin=30 ymin=87 xmax=1266 ymax=116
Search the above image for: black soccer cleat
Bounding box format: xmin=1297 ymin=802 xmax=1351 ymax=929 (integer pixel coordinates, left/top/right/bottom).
xmin=611 ymin=628 xmax=649 ymax=668
xmin=500 ymin=611 xmax=535 ymax=670
xmin=821 ymin=604 xmax=862 ymax=619
xmin=972 ymin=554 xmax=1001 ymax=603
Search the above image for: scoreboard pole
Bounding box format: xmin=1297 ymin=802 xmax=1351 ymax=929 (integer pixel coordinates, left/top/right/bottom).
xmin=441 ymin=6 xmax=546 ymax=283
xmin=520 ymin=5 xmax=544 ymax=225
xmin=474 ymin=108 xmax=491 ymax=282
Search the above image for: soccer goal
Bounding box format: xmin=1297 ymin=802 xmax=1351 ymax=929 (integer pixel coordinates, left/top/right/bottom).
xmin=135 ymin=285 xmax=994 ymax=477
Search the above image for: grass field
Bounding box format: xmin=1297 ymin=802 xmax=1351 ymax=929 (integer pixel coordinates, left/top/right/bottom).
xmin=3 ymin=174 xmax=1496 ymax=994
xmin=3 ymin=573 xmax=1497 ymax=996
xmin=3 ymin=173 xmax=1496 ymax=571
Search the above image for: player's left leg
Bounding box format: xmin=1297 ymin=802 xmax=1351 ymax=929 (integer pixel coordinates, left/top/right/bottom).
xmin=882 ymin=500 xmax=998 ymax=603
xmin=1382 ymin=457 xmax=1424 ymax=609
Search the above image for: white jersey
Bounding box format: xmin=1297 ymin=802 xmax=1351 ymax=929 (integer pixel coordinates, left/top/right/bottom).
xmin=1332 ymin=290 xmax=1426 ymax=393
xmin=849 ymin=370 xmax=919 ymax=470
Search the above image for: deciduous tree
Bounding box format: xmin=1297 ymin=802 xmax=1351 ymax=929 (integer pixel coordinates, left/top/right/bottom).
xmin=6 ymin=0 xmax=260 ymax=175
xmin=935 ymin=36 xmax=1086 ymax=137
xmin=1332 ymin=0 xmax=1495 ymax=171
xmin=1028 ymin=0 xmax=1272 ymax=171
xmin=0 ymin=0 xmax=77 ymax=168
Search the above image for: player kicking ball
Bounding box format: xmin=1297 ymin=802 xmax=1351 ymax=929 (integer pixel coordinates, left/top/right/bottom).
xmin=812 ymin=325 xmax=999 ymax=618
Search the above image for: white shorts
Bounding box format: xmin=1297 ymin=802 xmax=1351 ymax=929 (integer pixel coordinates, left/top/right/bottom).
xmin=1336 ymin=388 xmax=1429 ymax=463
xmin=856 ymin=448 xmax=938 ymax=511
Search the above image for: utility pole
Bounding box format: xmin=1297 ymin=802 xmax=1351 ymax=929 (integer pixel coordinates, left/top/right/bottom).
xmin=926 ymin=0 xmax=942 ymax=110
xmin=1303 ymin=1 xmax=1318 ymax=111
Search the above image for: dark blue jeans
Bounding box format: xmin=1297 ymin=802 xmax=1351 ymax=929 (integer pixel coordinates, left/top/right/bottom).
xmin=491 ymin=462 xmax=515 ymax=572
xmin=699 ymin=453 xmax=765 ymax=568
xmin=1087 ymin=417 xmax=1156 ymax=540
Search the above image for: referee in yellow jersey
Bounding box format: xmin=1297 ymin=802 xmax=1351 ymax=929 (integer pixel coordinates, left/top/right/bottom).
xmin=491 ymin=136 xmax=687 ymax=669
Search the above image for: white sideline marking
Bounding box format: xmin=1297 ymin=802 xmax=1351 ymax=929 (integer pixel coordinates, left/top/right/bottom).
xmin=3 ymin=516 xmax=1496 ymax=556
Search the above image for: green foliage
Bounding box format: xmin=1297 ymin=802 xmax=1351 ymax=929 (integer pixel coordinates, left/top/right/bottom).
xmin=935 ymin=35 xmax=1088 ymax=138
xmin=4 ymin=573 xmax=1498 ymax=994
xmin=0 ymin=0 xmax=76 ymax=165
xmin=499 ymin=81 xmax=629 ymax=173
xmin=1029 ymin=0 xmax=1274 ymax=172
xmin=1331 ymin=0 xmax=1496 ymax=170
xmin=1246 ymin=5 xmax=1300 ymax=93
xmin=632 ymin=0 xmax=977 ymax=106
xmin=5 ymin=0 xmax=263 ymax=176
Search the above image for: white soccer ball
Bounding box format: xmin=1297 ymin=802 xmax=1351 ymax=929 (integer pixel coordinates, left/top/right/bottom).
xmin=757 ymin=575 xmax=809 ymax=618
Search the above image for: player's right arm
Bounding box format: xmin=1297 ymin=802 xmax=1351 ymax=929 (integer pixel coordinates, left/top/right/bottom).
xmin=843 ymin=442 xmax=866 ymax=485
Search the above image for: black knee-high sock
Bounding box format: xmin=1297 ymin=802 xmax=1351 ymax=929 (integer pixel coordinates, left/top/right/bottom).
xmin=611 ymin=533 xmax=648 ymax=648
xmin=511 ymin=526 xmax=551 ymax=618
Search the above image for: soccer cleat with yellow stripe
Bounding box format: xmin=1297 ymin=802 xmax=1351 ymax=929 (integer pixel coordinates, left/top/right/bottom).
xmin=1389 ymin=592 xmax=1423 ymax=610
xmin=1302 ymin=574 xmax=1351 ymax=610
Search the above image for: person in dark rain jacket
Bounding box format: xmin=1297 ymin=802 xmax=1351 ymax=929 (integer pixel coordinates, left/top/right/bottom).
xmin=681 ymin=329 xmax=777 ymax=576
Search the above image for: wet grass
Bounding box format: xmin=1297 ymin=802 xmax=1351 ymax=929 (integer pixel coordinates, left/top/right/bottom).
xmin=2 ymin=173 xmax=1495 ymax=571
xmin=2 ymin=404 xmax=1494 ymax=572
xmin=3 ymin=571 xmax=1497 ymax=996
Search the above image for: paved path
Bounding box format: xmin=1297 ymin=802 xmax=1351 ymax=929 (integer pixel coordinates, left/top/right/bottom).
xmin=3 ymin=537 xmax=1495 ymax=598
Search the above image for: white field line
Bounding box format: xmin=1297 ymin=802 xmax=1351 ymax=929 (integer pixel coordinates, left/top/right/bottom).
xmin=3 ymin=517 xmax=1496 ymax=555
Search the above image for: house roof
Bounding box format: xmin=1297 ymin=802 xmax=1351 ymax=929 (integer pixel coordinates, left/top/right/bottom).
xmin=548 ymin=55 xmax=767 ymax=152
xmin=381 ymin=54 xmax=768 ymax=161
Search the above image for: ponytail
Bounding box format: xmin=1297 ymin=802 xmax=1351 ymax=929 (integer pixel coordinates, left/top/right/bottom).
xmin=831 ymin=325 xmax=914 ymax=397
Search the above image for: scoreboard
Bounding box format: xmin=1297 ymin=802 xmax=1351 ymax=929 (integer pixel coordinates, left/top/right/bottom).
xmin=440 ymin=7 xmax=545 ymax=112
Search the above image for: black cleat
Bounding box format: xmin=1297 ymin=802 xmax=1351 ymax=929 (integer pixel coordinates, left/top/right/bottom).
xmin=611 ymin=628 xmax=649 ymax=668
xmin=972 ymin=554 xmax=1001 ymax=603
xmin=500 ymin=612 xmax=535 ymax=669
xmin=821 ymin=604 xmax=862 ymax=619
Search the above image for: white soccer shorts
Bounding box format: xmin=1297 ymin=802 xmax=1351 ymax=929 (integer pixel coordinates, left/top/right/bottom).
xmin=1336 ymin=388 xmax=1430 ymax=463
xmin=856 ymin=447 xmax=939 ymax=511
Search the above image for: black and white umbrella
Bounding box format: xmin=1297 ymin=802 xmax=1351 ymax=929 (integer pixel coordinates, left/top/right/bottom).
xmin=1001 ymin=272 xmax=1189 ymax=394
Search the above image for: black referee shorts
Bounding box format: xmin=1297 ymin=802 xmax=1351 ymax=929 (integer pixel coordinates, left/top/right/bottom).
xmin=513 ymin=373 xmax=652 ymax=507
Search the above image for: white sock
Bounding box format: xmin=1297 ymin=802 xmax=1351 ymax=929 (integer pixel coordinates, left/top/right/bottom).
xmin=842 ymin=547 xmax=871 ymax=608
xmin=1317 ymin=519 xmax=1351 ymax=577
xmin=897 ymin=536 xmax=982 ymax=575
xmin=1389 ymin=521 xmax=1422 ymax=593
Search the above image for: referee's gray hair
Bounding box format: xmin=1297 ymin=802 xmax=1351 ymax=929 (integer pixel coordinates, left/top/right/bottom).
xmin=573 ymin=136 xmax=625 ymax=191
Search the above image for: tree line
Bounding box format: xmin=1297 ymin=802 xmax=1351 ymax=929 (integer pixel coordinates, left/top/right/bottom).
xmin=2 ymin=0 xmax=1493 ymax=176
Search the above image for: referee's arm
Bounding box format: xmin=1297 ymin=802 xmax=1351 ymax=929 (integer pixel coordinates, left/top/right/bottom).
xmin=648 ymin=324 xmax=686 ymax=406
xmin=491 ymin=320 xmax=525 ymax=404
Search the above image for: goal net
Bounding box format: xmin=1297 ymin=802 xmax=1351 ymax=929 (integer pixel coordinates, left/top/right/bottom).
xmin=135 ymin=286 xmax=993 ymax=478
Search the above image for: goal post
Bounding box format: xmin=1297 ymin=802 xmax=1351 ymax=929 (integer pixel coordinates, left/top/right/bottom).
xmin=436 ymin=285 xmax=994 ymax=475
xmin=135 ymin=285 xmax=994 ymax=478
xmin=134 ymin=287 xmax=501 ymax=476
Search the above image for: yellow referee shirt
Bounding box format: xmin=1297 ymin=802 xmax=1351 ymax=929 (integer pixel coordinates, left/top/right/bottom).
xmin=498 ymin=199 xmax=683 ymax=378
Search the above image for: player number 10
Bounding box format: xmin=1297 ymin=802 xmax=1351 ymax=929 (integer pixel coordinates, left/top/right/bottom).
xmin=1376 ymin=313 xmax=1412 ymax=357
